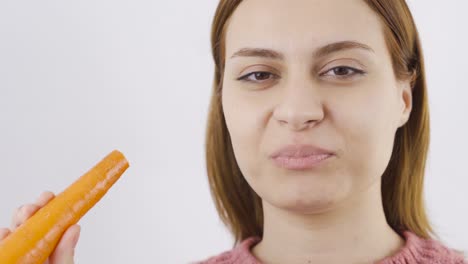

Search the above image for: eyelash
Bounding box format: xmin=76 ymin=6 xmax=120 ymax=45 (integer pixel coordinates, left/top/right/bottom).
xmin=236 ymin=66 xmax=366 ymax=83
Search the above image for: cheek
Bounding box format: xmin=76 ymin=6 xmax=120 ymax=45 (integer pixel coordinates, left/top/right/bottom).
xmin=335 ymin=87 xmax=398 ymax=182
xmin=222 ymin=86 xmax=263 ymax=176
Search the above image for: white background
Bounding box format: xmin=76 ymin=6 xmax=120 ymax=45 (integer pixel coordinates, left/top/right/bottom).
xmin=0 ymin=0 xmax=466 ymax=263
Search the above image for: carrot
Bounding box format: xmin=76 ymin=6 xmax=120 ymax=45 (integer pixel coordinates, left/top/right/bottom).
xmin=0 ymin=149 xmax=130 ymax=263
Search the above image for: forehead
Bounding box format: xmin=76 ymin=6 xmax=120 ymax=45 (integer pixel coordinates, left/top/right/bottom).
xmin=225 ymin=0 xmax=386 ymax=58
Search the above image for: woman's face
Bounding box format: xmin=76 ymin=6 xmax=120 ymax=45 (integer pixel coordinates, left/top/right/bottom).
xmin=222 ymin=0 xmax=412 ymax=213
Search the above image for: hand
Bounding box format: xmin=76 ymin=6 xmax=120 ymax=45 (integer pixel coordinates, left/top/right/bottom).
xmin=0 ymin=191 xmax=81 ymax=264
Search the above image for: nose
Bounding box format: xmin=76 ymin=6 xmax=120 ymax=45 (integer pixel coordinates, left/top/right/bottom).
xmin=273 ymin=82 xmax=325 ymax=131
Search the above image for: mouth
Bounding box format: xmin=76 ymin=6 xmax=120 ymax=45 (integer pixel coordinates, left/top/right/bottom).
xmin=271 ymin=153 xmax=334 ymax=170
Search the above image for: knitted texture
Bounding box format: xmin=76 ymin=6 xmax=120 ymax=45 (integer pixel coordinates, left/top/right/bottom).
xmin=194 ymin=230 xmax=467 ymax=264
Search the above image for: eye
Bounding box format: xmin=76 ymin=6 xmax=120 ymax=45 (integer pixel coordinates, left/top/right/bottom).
xmin=237 ymin=71 xmax=278 ymax=83
xmin=321 ymin=66 xmax=365 ymax=79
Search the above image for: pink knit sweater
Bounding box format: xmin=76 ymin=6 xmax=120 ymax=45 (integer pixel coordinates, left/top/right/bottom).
xmin=195 ymin=230 xmax=467 ymax=264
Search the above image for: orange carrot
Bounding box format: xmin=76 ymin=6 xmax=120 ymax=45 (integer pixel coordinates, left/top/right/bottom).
xmin=0 ymin=149 xmax=130 ymax=263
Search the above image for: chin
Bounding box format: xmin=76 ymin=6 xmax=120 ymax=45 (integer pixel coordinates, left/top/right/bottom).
xmin=287 ymin=197 xmax=336 ymax=214
xmin=247 ymin=164 xmax=351 ymax=213
xmin=268 ymin=188 xmax=343 ymax=214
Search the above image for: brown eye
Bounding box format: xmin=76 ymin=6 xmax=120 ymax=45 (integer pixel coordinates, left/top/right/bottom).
xmin=322 ymin=66 xmax=365 ymax=79
xmin=253 ymin=72 xmax=271 ymax=80
xmin=333 ymin=67 xmax=352 ymax=75
xmin=237 ymin=71 xmax=277 ymax=83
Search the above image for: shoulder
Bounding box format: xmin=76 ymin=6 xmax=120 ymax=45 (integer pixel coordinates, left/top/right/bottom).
xmin=190 ymin=236 xmax=262 ymax=264
xmin=378 ymin=230 xmax=467 ymax=264
xmin=190 ymin=231 xmax=467 ymax=264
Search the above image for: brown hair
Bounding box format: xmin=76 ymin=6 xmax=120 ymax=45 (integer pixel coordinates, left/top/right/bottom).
xmin=206 ymin=0 xmax=437 ymax=248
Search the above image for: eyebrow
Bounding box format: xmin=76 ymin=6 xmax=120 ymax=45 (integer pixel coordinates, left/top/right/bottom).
xmin=229 ymin=40 xmax=375 ymax=60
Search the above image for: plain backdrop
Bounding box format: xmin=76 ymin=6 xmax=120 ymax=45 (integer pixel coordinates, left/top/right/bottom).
xmin=0 ymin=0 xmax=467 ymax=263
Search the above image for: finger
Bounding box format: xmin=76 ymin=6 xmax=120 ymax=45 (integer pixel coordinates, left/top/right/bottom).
xmin=10 ymin=204 xmax=41 ymax=230
xmin=35 ymin=191 xmax=55 ymax=207
xmin=10 ymin=192 xmax=55 ymax=230
xmin=11 ymin=204 xmax=25 ymax=230
xmin=49 ymin=224 xmax=80 ymax=264
xmin=0 ymin=228 xmax=11 ymax=241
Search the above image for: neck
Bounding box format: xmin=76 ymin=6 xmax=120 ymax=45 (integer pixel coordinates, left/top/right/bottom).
xmin=251 ymin=183 xmax=405 ymax=264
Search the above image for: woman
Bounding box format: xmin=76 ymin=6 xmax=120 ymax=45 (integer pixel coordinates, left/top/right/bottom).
xmin=0 ymin=0 xmax=465 ymax=263
xmin=197 ymin=0 xmax=466 ymax=263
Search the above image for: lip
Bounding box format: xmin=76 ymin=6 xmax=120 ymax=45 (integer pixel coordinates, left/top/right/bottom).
xmin=269 ymin=144 xmax=335 ymax=159
xmin=269 ymin=144 xmax=335 ymax=170
xmin=272 ymin=154 xmax=333 ymax=170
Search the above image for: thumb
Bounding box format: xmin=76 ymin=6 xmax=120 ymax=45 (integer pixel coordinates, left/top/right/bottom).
xmin=50 ymin=225 xmax=80 ymax=264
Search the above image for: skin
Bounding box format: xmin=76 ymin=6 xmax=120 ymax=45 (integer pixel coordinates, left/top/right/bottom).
xmin=0 ymin=191 xmax=80 ymax=264
xmin=222 ymin=0 xmax=412 ymax=263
